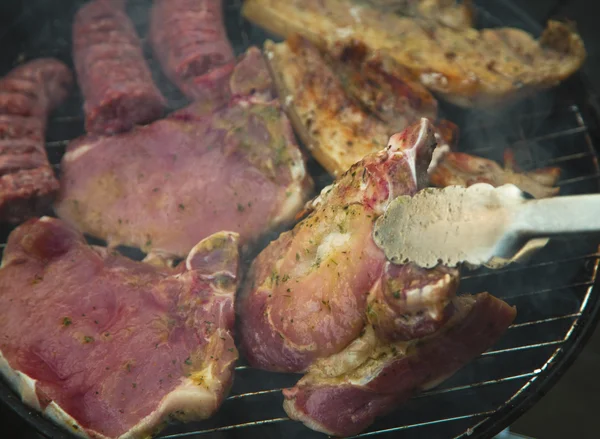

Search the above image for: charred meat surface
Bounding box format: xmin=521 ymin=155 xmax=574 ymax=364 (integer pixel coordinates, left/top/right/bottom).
xmin=243 ymin=0 xmax=586 ymax=107
xmin=326 ymin=39 xmax=438 ymax=131
xmin=150 ymin=0 xmax=236 ymax=101
xmin=0 ymin=217 xmax=240 ymax=439
xmin=0 ymin=58 xmax=72 ymax=223
xmin=265 ymin=36 xmax=396 ymax=177
xmin=237 ymin=119 xmax=516 ymax=436
xmin=355 ymin=0 xmax=476 ymax=28
xmin=56 ymin=48 xmax=312 ymax=259
xmin=266 ymin=35 xmax=453 ymax=177
xmin=73 ymin=0 xmax=166 ymax=134
xmin=430 ymin=149 xmax=561 ymax=198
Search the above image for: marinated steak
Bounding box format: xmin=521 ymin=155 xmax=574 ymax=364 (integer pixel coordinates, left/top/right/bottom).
xmin=150 ymin=0 xmax=236 ymax=101
xmin=243 ymin=0 xmax=586 ymax=107
xmin=74 ymin=0 xmax=166 ymax=134
xmin=55 ymin=49 xmax=312 ymax=259
xmin=0 ymin=217 xmax=240 ymax=439
xmin=0 ymin=58 xmax=72 ymax=223
xmin=238 ymin=119 xmax=516 ymax=436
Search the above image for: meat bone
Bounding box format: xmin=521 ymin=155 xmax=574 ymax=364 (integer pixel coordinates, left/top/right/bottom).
xmin=373 ymin=183 xmax=600 ymax=269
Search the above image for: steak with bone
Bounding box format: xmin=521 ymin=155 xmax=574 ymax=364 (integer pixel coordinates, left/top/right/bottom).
xmin=238 ymin=119 xmax=516 ymax=436
xmin=73 ymin=0 xmax=166 ymax=134
xmin=0 ymin=58 xmax=72 ymax=223
xmin=56 ymin=47 xmax=312 ymax=259
xmin=150 ymin=0 xmax=236 ymax=102
xmin=0 ymin=217 xmax=240 ymax=439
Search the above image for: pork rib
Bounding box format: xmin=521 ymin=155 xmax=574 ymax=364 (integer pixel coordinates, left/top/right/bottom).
xmin=73 ymin=0 xmax=166 ymax=134
xmin=0 ymin=217 xmax=240 ymax=439
xmin=238 ymin=119 xmax=516 ymax=436
xmin=0 ymin=58 xmax=72 ymax=223
xmin=150 ymin=0 xmax=236 ymax=101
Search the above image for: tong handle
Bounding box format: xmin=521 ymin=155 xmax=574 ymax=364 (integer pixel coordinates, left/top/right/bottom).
xmin=515 ymin=194 xmax=600 ymax=235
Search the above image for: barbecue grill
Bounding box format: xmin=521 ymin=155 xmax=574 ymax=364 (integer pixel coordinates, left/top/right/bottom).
xmin=1 ymin=0 xmax=599 ymax=438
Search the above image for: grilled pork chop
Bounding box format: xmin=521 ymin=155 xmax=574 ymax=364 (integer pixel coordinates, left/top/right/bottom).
xmin=265 ymin=35 xmax=455 ymax=176
xmin=0 ymin=217 xmax=240 ymax=439
xmin=55 ymin=48 xmax=312 ymax=259
xmin=243 ymin=0 xmax=586 ymax=107
xmin=238 ymin=119 xmax=516 ymax=436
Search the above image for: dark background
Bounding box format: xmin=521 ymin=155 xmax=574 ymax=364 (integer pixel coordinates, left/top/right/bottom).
xmin=0 ymin=0 xmax=599 ymax=438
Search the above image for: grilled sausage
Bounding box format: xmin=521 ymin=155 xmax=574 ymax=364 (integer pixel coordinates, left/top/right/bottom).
xmin=150 ymin=0 xmax=236 ymax=101
xmin=73 ymin=0 xmax=166 ymax=135
xmin=0 ymin=58 xmax=72 ymax=223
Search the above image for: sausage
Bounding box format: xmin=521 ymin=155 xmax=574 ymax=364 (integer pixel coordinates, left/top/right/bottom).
xmin=150 ymin=0 xmax=236 ymax=101
xmin=0 ymin=58 xmax=72 ymax=223
xmin=73 ymin=0 xmax=166 ymax=135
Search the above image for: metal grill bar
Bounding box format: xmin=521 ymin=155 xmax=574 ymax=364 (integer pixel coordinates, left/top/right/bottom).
xmin=499 ymin=281 xmax=594 ymax=301
xmin=350 ymin=410 xmax=497 ymax=438
xmin=480 ymin=340 xmax=564 ymax=357
xmin=158 ymin=418 xmax=290 ymax=438
xmin=461 ymin=253 xmax=600 ymax=280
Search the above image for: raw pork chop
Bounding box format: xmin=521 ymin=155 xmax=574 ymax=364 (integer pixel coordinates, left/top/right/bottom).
xmin=55 ymin=49 xmax=312 ymax=259
xmin=0 ymin=58 xmax=72 ymax=223
xmin=0 ymin=217 xmax=240 ymax=439
xmin=73 ymin=0 xmax=166 ymax=135
xmin=238 ymin=119 xmax=516 ymax=436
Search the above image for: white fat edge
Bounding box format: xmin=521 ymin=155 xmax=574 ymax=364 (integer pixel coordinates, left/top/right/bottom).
xmin=349 ymin=6 xmax=363 ymax=23
xmin=271 ymin=184 xmax=306 ymax=225
xmin=62 ymin=142 xmax=96 ymax=163
xmin=316 ymin=232 xmax=352 ymax=262
xmin=185 ymin=231 xmax=239 ymax=272
xmin=0 ymin=350 xmax=91 ymax=439
xmin=336 ymin=27 xmax=354 ymax=39
xmin=284 ymin=95 xmax=294 ymax=108
xmin=404 ymin=274 xmax=453 ymax=319
xmin=427 ymin=143 xmax=450 ymax=174
xmin=119 ymin=377 xmax=217 ymax=439
xmin=419 ymin=72 xmax=449 ymax=88
xmin=399 ymin=119 xmax=429 ymax=188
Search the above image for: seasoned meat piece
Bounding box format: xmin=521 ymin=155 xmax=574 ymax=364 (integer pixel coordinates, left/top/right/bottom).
xmin=265 ymin=36 xmax=393 ymax=176
xmin=73 ymin=0 xmax=166 ymax=134
xmin=266 ymin=35 xmax=454 ymax=176
xmin=150 ymin=0 xmax=236 ymax=101
xmin=243 ymin=0 xmax=586 ymax=107
xmin=56 ymin=50 xmax=311 ymax=259
xmin=238 ymin=119 xmax=516 ymax=436
xmin=360 ymin=0 xmax=475 ymax=28
xmin=430 ymin=149 xmax=561 ymax=198
xmin=0 ymin=217 xmax=239 ymax=439
xmin=327 ymin=39 xmax=438 ymax=129
xmin=0 ymin=58 xmax=72 ymax=223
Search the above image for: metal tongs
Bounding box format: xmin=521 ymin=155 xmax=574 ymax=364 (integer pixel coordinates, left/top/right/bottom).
xmin=373 ymin=183 xmax=600 ymax=269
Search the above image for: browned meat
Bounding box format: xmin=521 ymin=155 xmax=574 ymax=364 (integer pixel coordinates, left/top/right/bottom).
xmin=73 ymin=0 xmax=166 ymax=134
xmin=326 ymin=39 xmax=438 ymax=129
xmin=243 ymin=0 xmax=586 ymax=107
xmin=357 ymin=0 xmax=475 ymax=28
xmin=0 ymin=58 xmax=72 ymax=223
xmin=238 ymin=119 xmax=516 ymax=435
xmin=265 ymin=35 xmax=455 ymax=177
xmin=150 ymin=0 xmax=236 ymax=101
xmin=430 ymin=149 xmax=561 ymax=198
xmin=0 ymin=217 xmax=239 ymax=439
